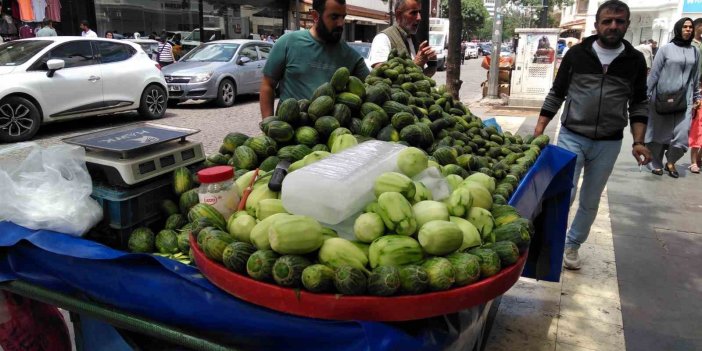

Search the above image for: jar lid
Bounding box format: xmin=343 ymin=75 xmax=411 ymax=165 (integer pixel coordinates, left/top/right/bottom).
xmin=198 ymin=166 xmax=234 ymax=183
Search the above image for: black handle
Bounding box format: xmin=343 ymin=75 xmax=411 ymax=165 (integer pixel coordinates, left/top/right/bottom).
xmin=268 ymin=160 xmax=291 ymax=192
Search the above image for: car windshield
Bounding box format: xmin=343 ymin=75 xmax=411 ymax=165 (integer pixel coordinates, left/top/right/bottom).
xmin=348 ymin=43 xmax=370 ymax=59
xmin=429 ymin=33 xmax=444 ymax=47
xmin=181 ymin=43 xmax=240 ymax=62
xmin=0 ymin=40 xmax=52 ymax=66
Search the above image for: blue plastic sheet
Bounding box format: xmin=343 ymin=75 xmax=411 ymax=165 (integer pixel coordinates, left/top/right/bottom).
xmin=0 ymin=145 xmax=575 ymax=350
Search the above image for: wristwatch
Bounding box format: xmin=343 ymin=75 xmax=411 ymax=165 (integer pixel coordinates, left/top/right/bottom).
xmin=632 ymin=142 xmax=645 ymax=147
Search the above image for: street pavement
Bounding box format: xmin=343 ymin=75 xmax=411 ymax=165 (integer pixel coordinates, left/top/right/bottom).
xmin=18 ymin=58 xmax=488 ymax=156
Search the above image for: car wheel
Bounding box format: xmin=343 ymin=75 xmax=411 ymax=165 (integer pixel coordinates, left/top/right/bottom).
xmin=0 ymin=96 xmax=41 ymax=143
xmin=138 ymin=84 xmax=167 ymax=119
xmin=215 ymin=79 xmax=236 ymax=107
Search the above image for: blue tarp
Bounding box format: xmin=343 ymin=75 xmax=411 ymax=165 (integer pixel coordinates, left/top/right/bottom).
xmin=0 ymin=144 xmax=575 ymax=351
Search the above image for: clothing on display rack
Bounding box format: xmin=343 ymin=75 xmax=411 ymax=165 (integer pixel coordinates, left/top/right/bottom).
xmin=46 ymin=0 xmax=59 ymax=22
xmin=0 ymin=13 xmax=18 ymax=36
xmin=18 ymin=22 xmax=34 ymax=38
xmin=32 ymin=0 xmax=46 ymax=22
xmin=17 ymin=0 xmax=34 ymax=22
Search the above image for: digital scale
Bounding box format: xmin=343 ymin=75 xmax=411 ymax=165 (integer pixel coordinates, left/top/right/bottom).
xmin=63 ymin=122 xmax=206 ymax=186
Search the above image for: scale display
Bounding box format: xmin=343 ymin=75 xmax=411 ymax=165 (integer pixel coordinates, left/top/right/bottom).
xmin=62 ymin=123 xmax=204 ymax=186
xmin=63 ymin=123 xmax=200 ymax=154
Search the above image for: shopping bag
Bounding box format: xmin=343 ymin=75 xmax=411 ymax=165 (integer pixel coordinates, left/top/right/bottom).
xmin=0 ymin=143 xmax=102 ymax=236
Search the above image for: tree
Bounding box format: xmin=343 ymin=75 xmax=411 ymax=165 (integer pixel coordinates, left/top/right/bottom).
xmin=446 ymin=0 xmax=463 ymax=99
xmin=440 ymin=0 xmax=489 ymax=39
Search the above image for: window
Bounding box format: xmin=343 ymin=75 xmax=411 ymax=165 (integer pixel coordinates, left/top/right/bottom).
xmin=95 ymin=42 xmax=134 ymax=64
xmin=0 ymin=40 xmax=52 ymax=66
xmin=181 ymin=43 xmax=239 ymax=62
xmin=257 ymin=45 xmax=271 ymax=60
xmin=239 ymin=45 xmax=258 ymax=61
xmin=577 ymin=0 xmax=588 ymax=14
xmin=47 ymin=41 xmax=97 ymax=69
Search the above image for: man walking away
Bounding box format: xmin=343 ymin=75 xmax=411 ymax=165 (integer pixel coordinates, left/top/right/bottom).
xmin=35 ymin=19 xmax=57 ymax=37
xmin=79 ymin=20 xmax=97 ymax=37
xmin=533 ymin=0 xmax=652 ymax=270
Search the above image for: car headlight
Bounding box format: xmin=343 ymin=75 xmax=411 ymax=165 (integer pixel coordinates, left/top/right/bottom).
xmin=191 ymin=72 xmax=213 ymax=83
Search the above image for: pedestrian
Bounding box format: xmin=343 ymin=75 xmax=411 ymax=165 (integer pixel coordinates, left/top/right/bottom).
xmin=171 ymin=33 xmax=183 ymax=60
xmin=646 ymin=18 xmax=700 ymax=177
xmin=533 ymin=0 xmax=651 ymax=270
xmin=259 ymin=0 xmax=369 ymax=119
xmin=35 ymin=18 xmax=57 ymax=37
xmin=156 ymin=34 xmax=175 ymax=67
xmin=689 ymin=19 xmax=702 ymax=173
xmin=368 ymin=0 xmax=438 ymax=77
xmin=105 ymin=31 xmax=113 ymax=39
xmin=79 ymin=20 xmax=97 ymax=38
xmin=651 ymin=39 xmax=658 ymax=57
xmin=461 ymin=40 xmax=467 ymax=65
xmin=561 ymin=41 xmax=573 ymax=57
xmin=634 ymin=40 xmax=653 ymax=74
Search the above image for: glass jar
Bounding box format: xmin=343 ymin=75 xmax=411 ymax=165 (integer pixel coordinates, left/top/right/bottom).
xmin=197 ymin=166 xmax=240 ymax=219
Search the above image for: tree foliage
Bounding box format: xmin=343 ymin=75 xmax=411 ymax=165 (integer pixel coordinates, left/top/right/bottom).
xmin=440 ymin=0 xmax=489 ymax=39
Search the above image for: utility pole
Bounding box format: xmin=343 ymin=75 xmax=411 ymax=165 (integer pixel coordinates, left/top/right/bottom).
xmin=295 ymin=0 xmax=301 ymax=30
xmin=487 ymin=0 xmax=502 ymax=99
xmin=198 ymin=0 xmax=204 ymax=42
xmin=539 ymin=0 xmax=549 ymax=28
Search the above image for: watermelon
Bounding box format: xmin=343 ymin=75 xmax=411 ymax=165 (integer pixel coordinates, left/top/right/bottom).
xmin=276 ymin=98 xmax=300 ymax=125
xmin=156 ymin=229 xmax=179 ymax=254
xmin=231 ymin=145 xmax=258 ymax=171
xmin=221 ymin=132 xmax=249 ymax=154
xmin=188 ymin=203 xmax=227 ymax=231
xmin=179 ymin=188 xmax=199 ymax=214
xmin=222 ymin=241 xmax=257 ymax=273
xmin=294 ymin=126 xmax=319 ymax=147
xmin=245 ymin=135 xmax=277 ymax=159
xmin=173 ymin=167 xmax=193 ymax=196
xmin=266 ymin=120 xmax=295 ymax=144
xmin=128 ymin=227 xmax=155 ymax=253
xmin=164 ymin=214 xmax=187 ymax=230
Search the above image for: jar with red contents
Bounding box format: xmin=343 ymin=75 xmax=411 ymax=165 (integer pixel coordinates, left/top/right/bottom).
xmin=197 ymin=166 xmax=240 ymax=218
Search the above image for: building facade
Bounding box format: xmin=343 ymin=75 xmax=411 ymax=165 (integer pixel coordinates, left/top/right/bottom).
xmin=0 ymin=0 xmax=388 ymax=43
xmin=560 ymin=0 xmax=679 ymax=45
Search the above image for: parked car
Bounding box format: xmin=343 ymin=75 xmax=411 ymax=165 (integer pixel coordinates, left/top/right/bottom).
xmin=464 ymin=42 xmax=479 ymax=59
xmin=125 ymin=38 xmax=160 ymax=61
xmin=0 ymin=37 xmax=167 ymax=142
xmin=161 ymin=39 xmax=272 ymax=107
xmin=347 ymin=41 xmax=372 ymax=70
xmin=478 ymin=43 xmax=492 ymax=56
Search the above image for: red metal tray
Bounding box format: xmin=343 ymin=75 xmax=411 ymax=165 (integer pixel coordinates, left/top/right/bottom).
xmin=191 ymin=234 xmax=526 ymax=321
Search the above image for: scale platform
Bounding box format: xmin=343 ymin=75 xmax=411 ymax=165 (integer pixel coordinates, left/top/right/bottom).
xmin=63 ymin=123 xmax=205 ymax=186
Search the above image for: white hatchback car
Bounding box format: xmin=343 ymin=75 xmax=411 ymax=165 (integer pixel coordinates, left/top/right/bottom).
xmin=0 ymin=37 xmax=168 ymax=142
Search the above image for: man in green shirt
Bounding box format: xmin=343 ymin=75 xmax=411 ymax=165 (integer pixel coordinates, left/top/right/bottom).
xmin=259 ymin=0 xmax=370 ymax=119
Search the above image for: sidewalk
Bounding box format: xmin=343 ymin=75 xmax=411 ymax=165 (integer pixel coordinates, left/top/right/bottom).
xmin=471 ymin=105 xmax=702 ymax=351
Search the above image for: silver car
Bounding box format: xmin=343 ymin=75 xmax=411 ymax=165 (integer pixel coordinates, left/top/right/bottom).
xmin=161 ymin=39 xmax=272 ymax=107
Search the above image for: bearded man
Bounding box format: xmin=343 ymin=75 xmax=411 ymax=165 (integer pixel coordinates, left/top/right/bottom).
xmin=260 ymin=0 xmax=369 ymax=118
xmin=368 ymin=0 xmax=437 ymax=76
xmin=534 ymin=0 xmax=651 ymax=270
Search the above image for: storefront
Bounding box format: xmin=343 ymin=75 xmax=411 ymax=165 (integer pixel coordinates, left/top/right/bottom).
xmin=0 ymin=0 xmax=289 ymax=41
xmin=1 ymin=0 xmax=388 ymax=44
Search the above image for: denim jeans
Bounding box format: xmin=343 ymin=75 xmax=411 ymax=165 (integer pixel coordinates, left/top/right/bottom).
xmin=557 ymin=127 xmax=622 ymax=250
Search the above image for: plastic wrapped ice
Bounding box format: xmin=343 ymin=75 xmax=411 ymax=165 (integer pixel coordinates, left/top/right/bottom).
xmin=281 ymin=141 xmax=407 ymax=225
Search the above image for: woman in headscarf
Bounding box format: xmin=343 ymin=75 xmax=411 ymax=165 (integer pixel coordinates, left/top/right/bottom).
xmin=646 ymin=18 xmax=701 ymax=177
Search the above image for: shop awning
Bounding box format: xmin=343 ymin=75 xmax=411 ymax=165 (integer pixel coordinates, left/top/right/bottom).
xmin=345 ymin=15 xmax=388 ymax=25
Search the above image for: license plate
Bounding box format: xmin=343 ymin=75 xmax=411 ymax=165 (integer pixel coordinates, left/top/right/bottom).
xmin=168 ymin=84 xmax=181 ymax=92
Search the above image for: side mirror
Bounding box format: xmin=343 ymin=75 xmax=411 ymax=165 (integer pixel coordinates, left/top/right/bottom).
xmin=237 ymin=56 xmax=251 ymax=65
xmin=46 ymin=59 xmax=65 ymax=78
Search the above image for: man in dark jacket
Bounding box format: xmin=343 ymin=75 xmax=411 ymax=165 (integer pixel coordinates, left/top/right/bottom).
xmin=533 ymin=0 xmax=651 ymax=270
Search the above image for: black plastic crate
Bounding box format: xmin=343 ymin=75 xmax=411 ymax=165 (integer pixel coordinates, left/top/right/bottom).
xmin=91 ymin=176 xmax=175 ymax=230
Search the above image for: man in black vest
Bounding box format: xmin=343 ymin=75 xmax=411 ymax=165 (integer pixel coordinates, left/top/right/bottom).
xmin=368 ymin=0 xmax=437 ymax=77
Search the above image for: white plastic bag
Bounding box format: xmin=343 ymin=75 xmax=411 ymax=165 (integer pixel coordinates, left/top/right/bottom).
xmin=0 ymin=142 xmax=102 ymax=236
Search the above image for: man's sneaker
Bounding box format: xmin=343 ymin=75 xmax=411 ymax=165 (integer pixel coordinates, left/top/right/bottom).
xmin=563 ymin=248 xmax=581 ymax=270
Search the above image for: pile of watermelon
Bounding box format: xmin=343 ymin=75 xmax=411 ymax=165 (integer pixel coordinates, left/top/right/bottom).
xmin=200 ymin=48 xmax=549 ymax=205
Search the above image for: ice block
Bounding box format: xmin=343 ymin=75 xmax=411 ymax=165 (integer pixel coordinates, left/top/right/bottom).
xmin=281 ymin=141 xmax=407 ymax=225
